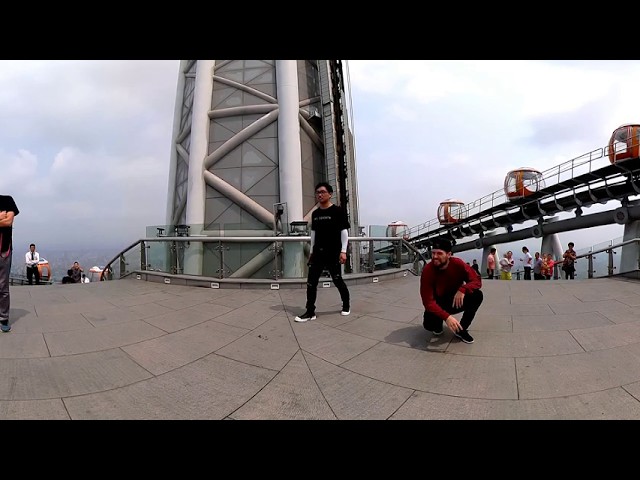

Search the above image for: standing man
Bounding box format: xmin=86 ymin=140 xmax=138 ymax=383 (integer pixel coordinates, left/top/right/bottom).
xmin=533 ymin=252 xmax=544 ymax=280
xmin=486 ymin=247 xmax=497 ymax=279
xmin=295 ymin=182 xmax=351 ymax=322
xmin=521 ymin=246 xmax=533 ymax=280
xmin=0 ymin=195 xmax=19 ymax=333
xmin=25 ymin=243 xmax=40 ymax=285
xmin=562 ymin=242 xmax=577 ymax=279
xmin=420 ymin=238 xmax=483 ymax=344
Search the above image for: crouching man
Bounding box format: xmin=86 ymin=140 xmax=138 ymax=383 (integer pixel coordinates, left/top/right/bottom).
xmin=420 ymin=238 xmax=484 ymax=344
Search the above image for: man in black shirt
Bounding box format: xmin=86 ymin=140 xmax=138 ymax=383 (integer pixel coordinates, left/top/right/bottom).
xmin=0 ymin=195 xmax=19 ymax=332
xmin=295 ymin=182 xmax=351 ymax=322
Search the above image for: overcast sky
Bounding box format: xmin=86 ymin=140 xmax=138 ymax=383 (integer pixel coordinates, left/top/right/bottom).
xmin=1 ymin=60 xmax=637 ymax=256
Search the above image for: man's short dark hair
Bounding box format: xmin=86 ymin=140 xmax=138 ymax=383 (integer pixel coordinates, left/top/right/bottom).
xmin=30 ymin=243 xmax=35 ymax=248
xmin=315 ymin=182 xmax=333 ymax=194
xmin=568 ymin=242 xmax=574 ymax=247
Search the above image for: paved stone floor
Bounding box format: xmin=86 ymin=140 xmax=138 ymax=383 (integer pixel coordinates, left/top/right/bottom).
xmin=3 ymin=274 xmax=640 ymax=419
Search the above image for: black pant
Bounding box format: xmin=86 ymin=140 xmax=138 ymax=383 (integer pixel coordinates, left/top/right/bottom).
xmin=27 ymin=266 xmax=40 ymax=285
xmin=524 ymin=266 xmax=532 ymax=280
xmin=305 ymin=251 xmax=350 ymax=314
xmin=423 ymin=289 xmax=484 ymax=332
xmin=534 ymin=272 xmax=544 ymax=280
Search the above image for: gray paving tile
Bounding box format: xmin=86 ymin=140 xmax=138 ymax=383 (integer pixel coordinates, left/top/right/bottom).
xmin=0 ymin=332 xmax=50 ymax=359
xmin=390 ymin=387 xmax=640 ymax=420
xmin=230 ymin=351 xmax=336 ymax=420
xmin=293 ymin=320 xmax=379 ymax=365
xmin=45 ymin=320 xmax=166 ymax=356
xmin=122 ymin=318 xmax=249 ymax=375
xmin=216 ymin=314 xmax=299 ymax=371
xmin=344 ymin=342 xmax=518 ymax=399
xmin=513 ymin=311 xmax=613 ymax=332
xmin=0 ymin=399 xmax=70 ymax=420
xmin=0 ymin=349 xmax=152 ymax=400
xmin=516 ymin=343 xmax=640 ymax=399
xmin=64 ymin=353 xmax=276 ymax=419
xmin=571 ymin=322 xmax=640 ymax=351
xmin=305 ymin=353 xmax=414 ymax=420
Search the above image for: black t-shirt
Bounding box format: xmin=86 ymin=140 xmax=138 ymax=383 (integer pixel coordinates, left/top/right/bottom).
xmin=311 ymin=204 xmax=349 ymax=254
xmin=0 ymin=195 xmax=19 ymax=254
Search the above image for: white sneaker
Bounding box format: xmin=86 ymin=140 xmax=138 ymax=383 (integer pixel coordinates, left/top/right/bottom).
xmin=341 ymin=309 xmax=351 ymax=316
xmin=295 ymin=311 xmax=316 ymax=322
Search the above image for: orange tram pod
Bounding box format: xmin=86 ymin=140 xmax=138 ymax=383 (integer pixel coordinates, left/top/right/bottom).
xmin=386 ymin=220 xmax=409 ymax=239
xmin=437 ymin=199 xmax=467 ymax=225
xmin=36 ymin=259 xmax=52 ymax=283
xmin=504 ymin=167 xmax=545 ymax=200
xmin=608 ymin=124 xmax=640 ymax=164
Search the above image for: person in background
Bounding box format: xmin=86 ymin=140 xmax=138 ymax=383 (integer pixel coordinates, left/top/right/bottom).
xmin=70 ymin=261 xmax=83 ymax=284
xmin=533 ymin=252 xmax=544 ymax=280
xmin=520 ymin=246 xmax=532 ymax=280
xmin=499 ymin=251 xmax=515 ymax=280
xmin=562 ymin=242 xmax=577 ymax=280
xmin=81 ymin=273 xmax=90 ymax=284
xmin=486 ymin=247 xmax=497 ymax=279
xmin=420 ymin=238 xmax=483 ymax=344
xmin=471 ymin=259 xmax=481 ymax=276
xmin=0 ymin=195 xmax=19 ymax=333
xmin=25 ymin=243 xmax=41 ymax=285
xmin=547 ymin=255 xmax=555 ymax=280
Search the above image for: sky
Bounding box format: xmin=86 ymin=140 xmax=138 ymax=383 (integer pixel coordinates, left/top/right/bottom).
xmin=1 ymin=60 xmax=638 ymax=258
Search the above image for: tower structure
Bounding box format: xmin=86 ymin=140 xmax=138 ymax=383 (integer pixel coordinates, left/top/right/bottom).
xmin=165 ymin=60 xmax=360 ymax=279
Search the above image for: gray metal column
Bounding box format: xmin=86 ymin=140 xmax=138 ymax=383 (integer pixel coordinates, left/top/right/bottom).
xmin=621 ymin=200 xmax=640 ymax=273
xmin=540 ymin=217 xmax=563 ymax=264
xmin=276 ymin=60 xmax=305 ymax=278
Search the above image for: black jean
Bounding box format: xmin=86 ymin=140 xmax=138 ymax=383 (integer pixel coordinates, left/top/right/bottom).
xmin=305 ymin=251 xmax=350 ymax=314
xmin=27 ymin=266 xmax=40 ymax=285
xmin=524 ymin=266 xmax=532 ymax=280
xmin=423 ymin=289 xmax=484 ymax=332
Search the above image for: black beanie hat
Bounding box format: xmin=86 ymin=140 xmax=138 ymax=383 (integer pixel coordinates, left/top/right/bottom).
xmin=431 ymin=238 xmax=452 ymax=252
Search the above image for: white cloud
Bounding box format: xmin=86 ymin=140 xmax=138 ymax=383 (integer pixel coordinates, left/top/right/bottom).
xmin=1 ymin=59 xmax=636 ymax=257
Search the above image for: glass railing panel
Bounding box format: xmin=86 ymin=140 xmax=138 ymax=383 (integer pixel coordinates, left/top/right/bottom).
xmin=222 ymin=241 xmax=277 ymax=279
xmin=116 ymin=245 xmax=141 ymax=279
xmin=145 ymin=241 xmax=171 ymax=273
xmin=201 ymin=241 xmax=223 ymax=278
xmin=371 ymin=240 xmax=394 ymax=272
xmin=279 ymin=240 xmax=310 ymax=279
xmin=611 ymin=245 xmax=623 ymax=276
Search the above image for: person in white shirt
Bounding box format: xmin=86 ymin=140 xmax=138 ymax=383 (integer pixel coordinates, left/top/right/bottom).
xmin=520 ymin=246 xmax=533 ymax=280
xmin=25 ymin=243 xmax=40 ymax=285
xmin=81 ymin=273 xmax=90 ymax=284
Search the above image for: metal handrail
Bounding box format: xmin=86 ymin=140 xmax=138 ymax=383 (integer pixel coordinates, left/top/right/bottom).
xmin=101 ymin=236 xmax=420 ymax=281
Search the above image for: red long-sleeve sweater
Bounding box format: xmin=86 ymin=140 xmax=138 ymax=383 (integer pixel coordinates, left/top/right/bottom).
xmin=420 ymin=256 xmax=482 ymax=320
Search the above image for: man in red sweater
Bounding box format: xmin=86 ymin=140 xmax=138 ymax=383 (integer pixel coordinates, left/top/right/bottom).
xmin=420 ymin=238 xmax=483 ymax=344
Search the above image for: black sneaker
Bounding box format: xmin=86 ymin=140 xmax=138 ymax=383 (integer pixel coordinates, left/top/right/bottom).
xmin=454 ymin=329 xmax=474 ymax=344
xmin=0 ymin=323 xmax=10 ymax=333
xmin=432 ymin=328 xmax=443 ymax=336
xmin=294 ymin=311 xmax=316 ymax=322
